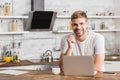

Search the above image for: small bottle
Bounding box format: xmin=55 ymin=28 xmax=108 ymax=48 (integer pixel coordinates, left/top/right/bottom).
xmin=0 ymin=5 xmax=5 ymax=16
xmin=13 ymin=51 xmax=18 ymax=62
xmin=0 ymin=5 xmax=2 ymax=16
xmin=100 ymin=22 xmax=106 ymax=29
xmin=91 ymin=23 xmax=95 ymax=30
xmin=0 ymin=20 xmax=3 ymax=32
xmin=5 ymin=2 xmax=10 ymax=16
xmin=12 ymin=20 xmax=18 ymax=32
xmin=2 ymin=20 xmax=8 ymax=32
xmin=18 ymin=20 xmax=24 ymax=32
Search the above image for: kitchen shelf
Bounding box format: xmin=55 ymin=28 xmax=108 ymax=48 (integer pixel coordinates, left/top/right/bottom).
xmin=93 ymin=29 xmax=120 ymax=32
xmin=88 ymin=16 xmax=120 ymax=19
xmin=53 ymin=29 xmax=120 ymax=33
xmin=0 ymin=16 xmax=28 ymax=19
xmin=57 ymin=15 xmax=71 ymax=19
xmin=0 ymin=31 xmax=29 ymax=35
xmin=53 ymin=30 xmax=72 ymax=33
xmin=57 ymin=15 xmax=120 ymax=19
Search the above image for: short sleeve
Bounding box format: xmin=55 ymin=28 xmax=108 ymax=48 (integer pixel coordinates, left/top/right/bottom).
xmin=94 ymin=34 xmax=105 ymax=54
xmin=60 ymin=37 xmax=68 ymax=54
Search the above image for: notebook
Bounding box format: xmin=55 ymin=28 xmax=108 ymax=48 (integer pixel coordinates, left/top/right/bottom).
xmin=63 ymin=56 xmax=96 ymax=76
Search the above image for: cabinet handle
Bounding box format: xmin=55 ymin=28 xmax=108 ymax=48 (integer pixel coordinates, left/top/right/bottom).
xmin=105 ymin=63 xmax=112 ymax=64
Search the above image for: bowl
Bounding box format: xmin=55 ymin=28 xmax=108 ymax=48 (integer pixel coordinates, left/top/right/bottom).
xmin=52 ymin=67 xmax=60 ymax=75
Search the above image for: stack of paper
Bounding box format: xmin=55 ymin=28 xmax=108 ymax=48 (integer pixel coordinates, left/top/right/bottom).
xmin=0 ymin=69 xmax=28 ymax=75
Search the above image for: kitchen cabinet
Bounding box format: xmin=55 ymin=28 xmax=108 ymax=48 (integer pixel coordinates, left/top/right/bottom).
xmin=0 ymin=60 xmax=59 ymax=70
xmin=104 ymin=61 xmax=120 ymax=72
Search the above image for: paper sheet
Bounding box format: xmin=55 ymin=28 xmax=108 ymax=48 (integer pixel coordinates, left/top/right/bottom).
xmin=0 ymin=69 xmax=28 ymax=75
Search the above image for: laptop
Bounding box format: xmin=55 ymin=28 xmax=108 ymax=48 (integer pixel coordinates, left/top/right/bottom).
xmin=63 ymin=56 xmax=96 ymax=76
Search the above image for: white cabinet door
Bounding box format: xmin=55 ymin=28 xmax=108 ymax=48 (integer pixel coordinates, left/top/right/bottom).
xmin=104 ymin=61 xmax=120 ymax=72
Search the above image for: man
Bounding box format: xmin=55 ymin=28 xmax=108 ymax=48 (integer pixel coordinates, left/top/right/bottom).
xmin=59 ymin=10 xmax=105 ymax=74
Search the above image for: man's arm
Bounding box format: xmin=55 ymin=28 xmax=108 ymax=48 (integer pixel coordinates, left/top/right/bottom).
xmin=59 ymin=53 xmax=64 ymax=74
xmin=94 ymin=54 xmax=105 ymax=72
xmin=59 ymin=47 xmax=73 ymax=74
xmin=94 ymin=34 xmax=105 ymax=72
xmin=59 ymin=35 xmax=75 ymax=74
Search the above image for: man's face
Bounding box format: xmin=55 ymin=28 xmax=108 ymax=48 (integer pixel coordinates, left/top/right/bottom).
xmin=71 ymin=18 xmax=88 ymax=38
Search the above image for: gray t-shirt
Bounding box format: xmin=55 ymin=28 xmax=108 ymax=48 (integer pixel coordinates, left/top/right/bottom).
xmin=60 ymin=30 xmax=105 ymax=56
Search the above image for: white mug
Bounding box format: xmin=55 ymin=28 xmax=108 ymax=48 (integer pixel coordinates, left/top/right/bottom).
xmin=52 ymin=67 xmax=60 ymax=75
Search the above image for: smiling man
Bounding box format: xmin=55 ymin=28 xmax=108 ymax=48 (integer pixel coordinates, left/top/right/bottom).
xmin=59 ymin=10 xmax=105 ymax=74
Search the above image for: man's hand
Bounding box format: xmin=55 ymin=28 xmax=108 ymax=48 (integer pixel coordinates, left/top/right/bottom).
xmin=67 ymin=35 xmax=75 ymax=48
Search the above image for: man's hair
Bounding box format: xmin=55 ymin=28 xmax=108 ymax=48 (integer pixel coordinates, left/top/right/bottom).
xmin=71 ymin=10 xmax=87 ymax=20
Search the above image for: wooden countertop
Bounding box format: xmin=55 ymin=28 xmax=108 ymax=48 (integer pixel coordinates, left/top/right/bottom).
xmin=0 ymin=60 xmax=59 ymax=67
xmin=0 ymin=70 xmax=120 ymax=80
xmin=0 ymin=59 xmax=117 ymax=68
xmin=1 ymin=60 xmax=120 ymax=80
